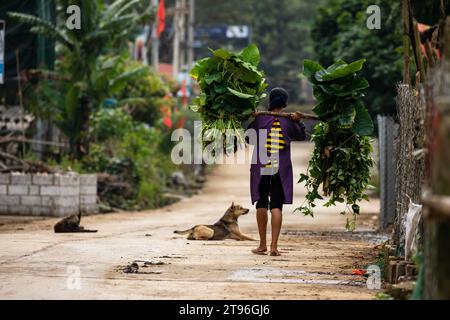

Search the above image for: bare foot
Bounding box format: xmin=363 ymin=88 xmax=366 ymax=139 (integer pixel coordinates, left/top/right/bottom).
xmin=269 ymin=248 xmax=281 ymax=256
xmin=252 ymin=247 xmax=268 ymax=255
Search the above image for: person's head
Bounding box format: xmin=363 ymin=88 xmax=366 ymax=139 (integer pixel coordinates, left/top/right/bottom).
xmin=269 ymin=88 xmax=289 ymax=111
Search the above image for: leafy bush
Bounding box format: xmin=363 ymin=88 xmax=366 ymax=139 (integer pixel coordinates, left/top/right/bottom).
xmin=23 ymin=54 xmax=177 ymax=211
xmin=10 ymin=0 xmax=152 ymax=157
xmin=24 ymin=53 xmax=148 ymax=158
xmin=16 ymin=1 xmax=179 ymax=211
xmin=117 ymin=60 xmax=172 ymax=127
xmin=297 ymin=59 xmax=374 ymax=222
xmin=91 ymin=108 xmax=134 ymax=142
xmin=84 ymin=109 xmax=175 ymax=210
xmin=312 ymin=0 xmax=402 ymax=116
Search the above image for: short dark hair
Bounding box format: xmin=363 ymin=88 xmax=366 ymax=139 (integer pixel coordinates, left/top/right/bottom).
xmin=269 ymin=88 xmax=289 ymax=111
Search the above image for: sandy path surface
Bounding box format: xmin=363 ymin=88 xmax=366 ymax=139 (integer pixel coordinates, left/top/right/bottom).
xmin=0 ymin=143 xmax=383 ymax=300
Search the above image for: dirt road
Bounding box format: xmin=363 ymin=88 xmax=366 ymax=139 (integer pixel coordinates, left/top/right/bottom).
xmin=0 ymin=143 xmax=384 ymax=300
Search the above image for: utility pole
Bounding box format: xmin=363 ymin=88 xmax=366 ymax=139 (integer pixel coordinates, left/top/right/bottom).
xmin=187 ymin=0 xmax=195 ymax=70
xmin=151 ymin=0 xmax=160 ymax=72
xmin=172 ymin=0 xmax=180 ymax=78
xmin=173 ymin=0 xmax=189 ymax=78
xmin=180 ymin=0 xmax=187 ymax=71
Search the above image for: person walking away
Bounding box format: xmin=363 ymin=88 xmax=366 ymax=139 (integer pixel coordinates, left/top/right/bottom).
xmin=247 ymin=88 xmax=306 ymax=256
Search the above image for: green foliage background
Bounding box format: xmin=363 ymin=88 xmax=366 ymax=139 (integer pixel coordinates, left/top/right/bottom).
xmin=193 ymin=0 xmax=406 ymax=116
xmin=13 ymin=0 xmax=176 ymax=210
xmin=86 ymin=108 xmax=175 ymax=210
xmin=312 ymin=0 xmax=402 ymax=116
xmin=193 ymin=0 xmax=326 ymax=103
xmin=9 ymin=0 xmax=152 ymax=157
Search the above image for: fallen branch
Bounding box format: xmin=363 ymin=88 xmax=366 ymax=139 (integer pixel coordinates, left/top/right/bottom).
xmin=0 ymin=166 xmax=26 ymax=173
xmin=0 ymin=151 xmax=30 ymax=170
xmin=0 ymin=152 xmax=61 ymax=173
xmin=253 ymin=111 xmax=319 ymax=120
xmin=24 ymin=161 xmax=60 ymax=174
xmin=0 ymin=160 xmax=7 ymax=169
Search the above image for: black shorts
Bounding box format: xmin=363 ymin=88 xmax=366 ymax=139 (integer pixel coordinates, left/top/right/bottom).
xmin=256 ymin=172 xmax=285 ymax=211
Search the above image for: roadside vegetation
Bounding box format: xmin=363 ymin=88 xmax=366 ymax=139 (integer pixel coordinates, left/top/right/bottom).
xmin=9 ymin=1 xmax=191 ymax=211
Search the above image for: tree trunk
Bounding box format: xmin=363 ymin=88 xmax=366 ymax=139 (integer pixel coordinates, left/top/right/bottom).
xmin=424 ymin=19 xmax=450 ymax=299
xmin=402 ymin=0 xmax=411 ymax=84
xmin=69 ymin=98 xmax=90 ymax=160
xmin=424 ymin=95 xmax=450 ymax=299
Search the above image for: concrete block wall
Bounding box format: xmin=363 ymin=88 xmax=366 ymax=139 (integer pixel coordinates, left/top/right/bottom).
xmin=79 ymin=175 xmax=98 ymax=214
xmin=0 ymin=173 xmax=98 ymax=217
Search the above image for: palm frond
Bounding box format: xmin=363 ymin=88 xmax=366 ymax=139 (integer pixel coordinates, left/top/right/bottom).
xmin=7 ymin=12 xmax=75 ymax=49
xmin=100 ymin=55 xmax=124 ymax=70
xmin=83 ymin=30 xmax=111 ymax=44
xmin=110 ymin=66 xmax=149 ymax=92
xmin=103 ymin=0 xmax=130 ymax=20
xmin=114 ymin=0 xmax=142 ymax=18
xmin=100 ymin=14 xmax=136 ymax=31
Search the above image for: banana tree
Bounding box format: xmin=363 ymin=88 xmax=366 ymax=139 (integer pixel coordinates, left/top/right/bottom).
xmin=9 ymin=0 xmax=153 ymax=158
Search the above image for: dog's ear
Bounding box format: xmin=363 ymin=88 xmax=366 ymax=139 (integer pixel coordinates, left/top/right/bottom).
xmin=231 ymin=202 xmax=235 ymax=208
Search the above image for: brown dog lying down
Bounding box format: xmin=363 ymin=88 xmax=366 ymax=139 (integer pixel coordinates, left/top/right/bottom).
xmin=54 ymin=212 xmax=98 ymax=233
xmin=174 ymin=202 xmax=256 ymax=241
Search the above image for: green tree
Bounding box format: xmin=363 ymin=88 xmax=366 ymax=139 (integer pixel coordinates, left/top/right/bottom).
xmin=9 ymin=0 xmax=151 ymax=158
xmin=117 ymin=60 xmax=171 ymax=127
xmin=251 ymin=0 xmax=323 ymax=102
xmin=311 ymin=0 xmax=402 ymax=116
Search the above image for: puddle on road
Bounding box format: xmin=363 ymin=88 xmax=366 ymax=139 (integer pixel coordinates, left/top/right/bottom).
xmin=282 ymin=230 xmax=389 ymax=245
xmin=229 ymin=267 xmax=365 ymax=287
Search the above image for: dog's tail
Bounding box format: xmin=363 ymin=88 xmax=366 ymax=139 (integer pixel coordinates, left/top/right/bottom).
xmin=54 ymin=228 xmax=98 ymax=234
xmin=75 ymin=229 xmax=98 ymax=233
xmin=174 ymin=228 xmax=193 ymax=235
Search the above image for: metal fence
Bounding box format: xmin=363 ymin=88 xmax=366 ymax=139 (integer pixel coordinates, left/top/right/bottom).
xmin=378 ymin=115 xmax=398 ymax=230
xmin=394 ymin=84 xmax=426 ymax=252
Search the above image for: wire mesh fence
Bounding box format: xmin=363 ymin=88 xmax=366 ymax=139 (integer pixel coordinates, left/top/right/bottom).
xmin=394 ymin=84 xmax=426 ymax=252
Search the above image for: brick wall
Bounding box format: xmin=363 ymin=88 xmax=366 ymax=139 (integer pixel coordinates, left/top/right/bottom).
xmin=0 ymin=173 xmax=98 ymax=217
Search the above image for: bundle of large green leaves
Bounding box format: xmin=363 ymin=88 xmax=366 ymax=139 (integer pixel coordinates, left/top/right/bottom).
xmin=190 ymin=44 xmax=268 ymax=152
xmin=297 ymin=59 xmax=374 ymax=226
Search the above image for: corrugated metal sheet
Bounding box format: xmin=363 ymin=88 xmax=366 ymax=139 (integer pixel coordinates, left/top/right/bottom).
xmin=378 ymin=115 xmax=398 ymax=230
